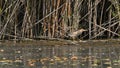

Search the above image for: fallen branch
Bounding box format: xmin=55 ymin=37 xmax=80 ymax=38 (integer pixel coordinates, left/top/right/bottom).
xmin=90 ymin=21 xmax=120 ymax=39
xmin=95 ymin=23 xmax=120 ymax=36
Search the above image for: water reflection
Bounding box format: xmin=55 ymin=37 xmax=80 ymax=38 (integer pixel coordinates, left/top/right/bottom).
xmin=0 ymin=45 xmax=120 ymax=68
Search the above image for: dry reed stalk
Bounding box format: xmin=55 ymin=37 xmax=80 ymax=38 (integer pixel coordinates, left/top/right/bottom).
xmin=0 ymin=0 xmax=120 ymax=40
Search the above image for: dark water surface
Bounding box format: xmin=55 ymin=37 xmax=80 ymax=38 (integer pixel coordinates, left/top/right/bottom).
xmin=0 ymin=44 xmax=120 ymax=68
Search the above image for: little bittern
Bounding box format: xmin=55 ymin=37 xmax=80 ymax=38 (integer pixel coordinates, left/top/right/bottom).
xmin=68 ymin=29 xmax=87 ymax=40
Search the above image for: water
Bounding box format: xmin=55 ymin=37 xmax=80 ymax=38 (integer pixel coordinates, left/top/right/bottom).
xmin=0 ymin=44 xmax=120 ymax=68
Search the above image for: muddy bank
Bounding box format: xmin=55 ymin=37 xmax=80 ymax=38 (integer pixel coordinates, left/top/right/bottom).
xmin=0 ymin=39 xmax=120 ymax=46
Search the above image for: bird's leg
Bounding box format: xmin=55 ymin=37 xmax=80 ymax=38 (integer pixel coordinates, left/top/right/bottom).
xmin=72 ymin=37 xmax=75 ymax=41
xmin=76 ymin=36 xmax=79 ymax=41
xmin=71 ymin=37 xmax=73 ymax=41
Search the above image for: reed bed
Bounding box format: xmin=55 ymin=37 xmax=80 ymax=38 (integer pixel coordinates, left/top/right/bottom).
xmin=0 ymin=0 xmax=120 ymax=40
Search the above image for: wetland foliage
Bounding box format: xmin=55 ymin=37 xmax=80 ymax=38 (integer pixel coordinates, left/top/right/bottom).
xmin=0 ymin=0 xmax=120 ymax=40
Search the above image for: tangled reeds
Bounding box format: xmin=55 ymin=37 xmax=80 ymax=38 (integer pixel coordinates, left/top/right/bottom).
xmin=0 ymin=0 xmax=120 ymax=40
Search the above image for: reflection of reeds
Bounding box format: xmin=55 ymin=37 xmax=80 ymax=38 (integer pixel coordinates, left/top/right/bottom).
xmin=0 ymin=45 xmax=120 ymax=67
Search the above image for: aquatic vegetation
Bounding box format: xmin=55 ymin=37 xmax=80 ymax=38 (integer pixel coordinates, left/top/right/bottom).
xmin=0 ymin=0 xmax=120 ymax=41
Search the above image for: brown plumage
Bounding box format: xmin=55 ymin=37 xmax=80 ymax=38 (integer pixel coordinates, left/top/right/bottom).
xmin=68 ymin=29 xmax=87 ymax=40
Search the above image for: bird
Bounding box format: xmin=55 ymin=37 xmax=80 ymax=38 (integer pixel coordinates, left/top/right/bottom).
xmin=68 ymin=29 xmax=87 ymax=40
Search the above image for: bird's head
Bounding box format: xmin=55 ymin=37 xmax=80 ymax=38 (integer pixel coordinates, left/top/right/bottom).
xmin=78 ymin=29 xmax=87 ymax=32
